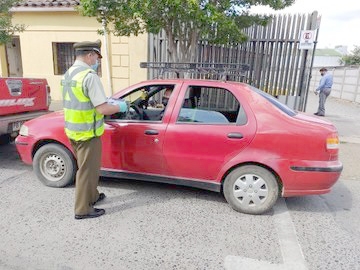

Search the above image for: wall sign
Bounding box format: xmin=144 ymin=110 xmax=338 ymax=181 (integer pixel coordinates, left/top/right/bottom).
xmin=299 ymin=30 xmax=315 ymax=50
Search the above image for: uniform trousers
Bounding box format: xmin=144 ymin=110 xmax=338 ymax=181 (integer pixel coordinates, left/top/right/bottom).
xmin=317 ymin=88 xmax=331 ymax=115
xmin=70 ymin=136 xmax=102 ymax=215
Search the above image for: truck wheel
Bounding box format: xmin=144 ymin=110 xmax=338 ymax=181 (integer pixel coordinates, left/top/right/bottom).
xmin=0 ymin=134 xmax=12 ymax=145
xmin=223 ymin=165 xmax=279 ymax=215
xmin=33 ymin=143 xmax=76 ymax=188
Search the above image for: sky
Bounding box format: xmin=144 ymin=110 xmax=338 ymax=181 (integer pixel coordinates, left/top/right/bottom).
xmin=250 ymin=0 xmax=360 ymax=53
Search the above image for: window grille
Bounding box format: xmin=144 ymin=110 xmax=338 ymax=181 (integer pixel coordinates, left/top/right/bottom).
xmin=52 ymin=42 xmax=75 ymax=75
xmin=52 ymin=42 xmax=102 ymax=76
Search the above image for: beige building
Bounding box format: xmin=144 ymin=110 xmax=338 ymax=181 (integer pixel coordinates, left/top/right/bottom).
xmin=0 ymin=0 xmax=148 ymax=100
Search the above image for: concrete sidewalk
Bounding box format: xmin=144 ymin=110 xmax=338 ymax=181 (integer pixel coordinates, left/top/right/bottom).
xmin=305 ymin=91 xmax=360 ymax=144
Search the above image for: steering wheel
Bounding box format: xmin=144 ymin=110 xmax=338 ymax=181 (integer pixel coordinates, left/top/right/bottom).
xmin=129 ymin=104 xmax=143 ymax=120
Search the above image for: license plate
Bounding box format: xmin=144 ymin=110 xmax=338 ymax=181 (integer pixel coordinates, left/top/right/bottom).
xmin=11 ymin=121 xmax=23 ymax=131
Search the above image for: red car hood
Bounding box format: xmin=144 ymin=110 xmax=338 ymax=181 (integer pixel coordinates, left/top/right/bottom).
xmin=24 ymin=110 xmax=64 ymax=127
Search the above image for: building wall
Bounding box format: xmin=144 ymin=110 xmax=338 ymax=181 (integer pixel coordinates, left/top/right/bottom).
xmin=309 ymin=66 xmax=360 ymax=103
xmin=9 ymin=10 xmax=148 ymax=100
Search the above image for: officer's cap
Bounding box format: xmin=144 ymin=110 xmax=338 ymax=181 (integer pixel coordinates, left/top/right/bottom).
xmin=319 ymin=67 xmax=327 ymax=72
xmin=74 ymin=39 xmax=102 ymax=58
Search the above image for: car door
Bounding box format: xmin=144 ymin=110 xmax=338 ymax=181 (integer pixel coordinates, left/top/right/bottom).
xmin=101 ymin=82 xmax=179 ymax=175
xmin=162 ymin=82 xmax=256 ymax=181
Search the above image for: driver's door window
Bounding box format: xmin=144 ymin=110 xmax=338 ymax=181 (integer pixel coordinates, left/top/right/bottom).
xmin=118 ymin=84 xmax=175 ymax=121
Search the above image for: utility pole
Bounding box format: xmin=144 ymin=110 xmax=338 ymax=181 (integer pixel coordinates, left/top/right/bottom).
xmin=99 ymin=6 xmax=113 ymax=94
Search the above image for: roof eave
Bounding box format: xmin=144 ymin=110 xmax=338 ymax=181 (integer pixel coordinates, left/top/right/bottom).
xmin=10 ymin=7 xmax=77 ymax=12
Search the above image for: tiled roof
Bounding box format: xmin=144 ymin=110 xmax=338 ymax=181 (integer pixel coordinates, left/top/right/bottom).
xmin=13 ymin=0 xmax=80 ymax=8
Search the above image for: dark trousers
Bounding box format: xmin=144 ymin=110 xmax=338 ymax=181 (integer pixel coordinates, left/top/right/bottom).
xmin=70 ymin=137 xmax=102 ymax=215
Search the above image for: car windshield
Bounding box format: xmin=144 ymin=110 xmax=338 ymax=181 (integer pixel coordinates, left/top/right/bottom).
xmin=250 ymin=86 xmax=297 ymax=116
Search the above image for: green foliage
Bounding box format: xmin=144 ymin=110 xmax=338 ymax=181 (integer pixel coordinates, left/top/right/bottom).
xmin=0 ymin=0 xmax=25 ymax=44
xmin=78 ymin=0 xmax=294 ymax=61
xmin=341 ymin=46 xmax=360 ymax=66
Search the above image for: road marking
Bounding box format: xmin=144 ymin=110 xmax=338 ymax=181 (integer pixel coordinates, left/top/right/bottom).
xmin=224 ymin=198 xmax=308 ymax=270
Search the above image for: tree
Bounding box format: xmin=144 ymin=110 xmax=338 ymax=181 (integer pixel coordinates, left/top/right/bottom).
xmin=0 ymin=0 xmax=25 ymax=44
xmin=341 ymin=46 xmax=360 ymax=66
xmin=78 ymin=0 xmax=294 ymax=63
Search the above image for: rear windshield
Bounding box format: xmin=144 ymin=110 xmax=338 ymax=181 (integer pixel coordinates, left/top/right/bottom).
xmin=250 ymin=86 xmax=297 ymax=117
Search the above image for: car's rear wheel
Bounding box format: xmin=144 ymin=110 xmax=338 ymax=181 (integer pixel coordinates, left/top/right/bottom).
xmin=223 ymin=165 xmax=279 ymax=215
xmin=33 ymin=143 xmax=76 ymax=188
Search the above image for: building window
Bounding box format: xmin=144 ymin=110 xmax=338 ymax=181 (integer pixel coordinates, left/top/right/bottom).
xmin=52 ymin=42 xmax=75 ymax=75
xmin=52 ymin=42 xmax=102 ymax=76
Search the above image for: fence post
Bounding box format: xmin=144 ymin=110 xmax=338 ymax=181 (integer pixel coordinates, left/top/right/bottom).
xmin=355 ymin=67 xmax=360 ymax=102
xmin=340 ymin=68 xmax=346 ymax=99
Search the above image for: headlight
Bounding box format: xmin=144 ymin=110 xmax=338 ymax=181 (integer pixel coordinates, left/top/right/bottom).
xmin=19 ymin=124 xmax=29 ymax=136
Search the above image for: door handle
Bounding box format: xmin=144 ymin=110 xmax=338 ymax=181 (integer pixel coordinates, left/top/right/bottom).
xmin=144 ymin=129 xmax=159 ymax=135
xmin=227 ymin=132 xmax=243 ymax=139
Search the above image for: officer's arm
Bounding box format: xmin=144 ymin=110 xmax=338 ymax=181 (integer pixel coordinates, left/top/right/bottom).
xmin=95 ymin=102 xmax=120 ymax=115
xmin=85 ymin=73 xmax=127 ymax=115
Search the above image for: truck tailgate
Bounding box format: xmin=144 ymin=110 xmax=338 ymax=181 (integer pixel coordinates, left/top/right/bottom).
xmin=0 ymin=78 xmax=50 ymax=116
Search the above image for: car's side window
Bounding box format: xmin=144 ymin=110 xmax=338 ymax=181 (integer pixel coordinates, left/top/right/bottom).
xmin=111 ymin=84 xmax=175 ymax=121
xmin=177 ymin=86 xmax=247 ymax=125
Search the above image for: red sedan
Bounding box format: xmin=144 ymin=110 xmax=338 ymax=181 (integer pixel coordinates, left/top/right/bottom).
xmin=15 ymin=79 xmax=343 ymax=214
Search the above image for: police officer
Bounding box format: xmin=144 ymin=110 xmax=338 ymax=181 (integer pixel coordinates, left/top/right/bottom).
xmin=61 ymin=40 xmax=127 ymax=219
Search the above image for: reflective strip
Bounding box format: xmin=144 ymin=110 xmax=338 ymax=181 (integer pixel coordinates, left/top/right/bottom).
xmin=61 ymin=67 xmax=93 ymax=111
xmin=62 ymin=66 xmax=90 ymax=103
xmin=60 ymin=79 xmax=77 ymax=87
xmin=63 ymin=100 xmax=93 ymax=110
xmin=65 ymin=118 xmax=104 ymax=131
xmin=61 ymin=66 xmax=104 ymax=141
xmin=61 ymin=67 xmax=87 ymax=100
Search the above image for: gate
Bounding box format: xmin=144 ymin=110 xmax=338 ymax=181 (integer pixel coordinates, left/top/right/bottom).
xmin=147 ymin=11 xmax=320 ymax=111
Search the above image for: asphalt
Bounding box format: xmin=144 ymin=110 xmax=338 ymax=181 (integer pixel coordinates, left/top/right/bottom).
xmin=0 ymin=91 xmax=358 ymax=270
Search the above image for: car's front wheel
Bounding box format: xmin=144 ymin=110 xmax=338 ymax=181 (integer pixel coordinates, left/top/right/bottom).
xmin=223 ymin=165 xmax=279 ymax=215
xmin=33 ymin=143 xmax=76 ymax=188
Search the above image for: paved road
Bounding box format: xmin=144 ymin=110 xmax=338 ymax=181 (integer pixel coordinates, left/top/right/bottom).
xmin=0 ymin=93 xmax=359 ymax=270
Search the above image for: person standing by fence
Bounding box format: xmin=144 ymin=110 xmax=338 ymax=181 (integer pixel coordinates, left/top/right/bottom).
xmin=314 ymin=67 xmax=333 ymax=116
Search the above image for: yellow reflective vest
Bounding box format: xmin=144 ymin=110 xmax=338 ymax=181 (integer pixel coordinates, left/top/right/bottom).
xmin=61 ymin=66 xmax=104 ymax=141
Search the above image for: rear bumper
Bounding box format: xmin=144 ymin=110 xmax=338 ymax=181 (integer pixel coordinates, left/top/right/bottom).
xmin=281 ymin=160 xmax=343 ymax=197
xmin=0 ymin=111 xmax=50 ymax=135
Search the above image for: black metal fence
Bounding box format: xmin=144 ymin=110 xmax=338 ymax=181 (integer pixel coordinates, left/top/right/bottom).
xmin=147 ymin=11 xmax=320 ymax=111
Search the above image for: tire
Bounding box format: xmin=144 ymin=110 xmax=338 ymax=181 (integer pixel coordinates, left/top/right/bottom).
xmin=33 ymin=143 xmax=76 ymax=188
xmin=0 ymin=134 xmax=12 ymax=145
xmin=223 ymin=165 xmax=279 ymax=215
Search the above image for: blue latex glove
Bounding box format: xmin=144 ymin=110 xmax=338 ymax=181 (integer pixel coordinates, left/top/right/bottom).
xmin=117 ymin=100 xmax=128 ymax=113
xmin=107 ymin=98 xmax=128 ymax=113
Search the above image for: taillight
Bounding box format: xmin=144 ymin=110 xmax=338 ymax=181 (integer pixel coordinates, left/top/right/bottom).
xmin=326 ymin=134 xmax=339 ymax=150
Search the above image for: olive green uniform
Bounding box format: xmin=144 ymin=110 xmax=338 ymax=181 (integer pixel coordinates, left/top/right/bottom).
xmin=63 ymin=60 xmax=107 ymax=215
